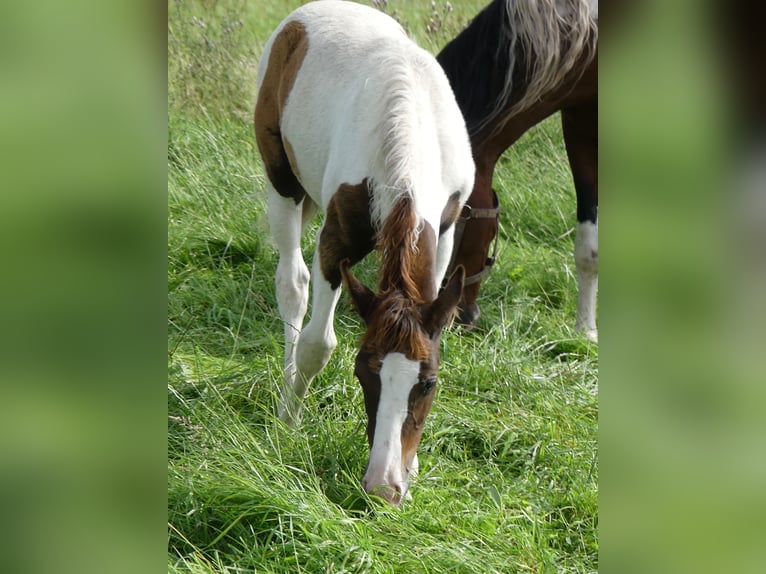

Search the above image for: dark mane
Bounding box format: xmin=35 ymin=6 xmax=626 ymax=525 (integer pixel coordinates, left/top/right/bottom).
xmin=436 ymin=0 xmax=517 ymax=138
xmin=437 ymin=0 xmax=598 ymax=139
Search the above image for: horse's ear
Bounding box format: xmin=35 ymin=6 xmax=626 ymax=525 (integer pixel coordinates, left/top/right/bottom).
xmin=340 ymin=259 xmax=376 ymax=324
xmin=424 ymin=266 xmax=465 ymax=336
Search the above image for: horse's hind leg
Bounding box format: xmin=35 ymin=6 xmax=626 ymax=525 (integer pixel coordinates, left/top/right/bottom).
xmin=267 ymin=189 xmax=311 ymax=424
xmin=256 ymin=60 xmax=317 ymax=421
xmin=562 ymin=104 xmax=598 ymax=341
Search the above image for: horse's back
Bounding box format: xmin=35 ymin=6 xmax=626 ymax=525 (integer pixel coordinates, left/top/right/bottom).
xmin=256 ymin=0 xmax=472 ymax=217
xmin=276 ymin=2 xmax=410 ymax=200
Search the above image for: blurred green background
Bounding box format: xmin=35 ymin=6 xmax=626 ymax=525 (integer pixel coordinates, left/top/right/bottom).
xmin=600 ymin=1 xmax=765 ymax=573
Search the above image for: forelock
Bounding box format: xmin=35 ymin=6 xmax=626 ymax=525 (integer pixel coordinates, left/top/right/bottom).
xmin=360 ymin=291 xmax=431 ymax=370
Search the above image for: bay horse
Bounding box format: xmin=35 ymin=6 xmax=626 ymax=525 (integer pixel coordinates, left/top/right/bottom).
xmin=437 ymin=0 xmax=599 ymax=340
xmin=254 ymin=0 xmax=474 ymax=505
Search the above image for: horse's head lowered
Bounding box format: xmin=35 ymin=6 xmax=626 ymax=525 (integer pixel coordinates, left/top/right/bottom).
xmin=341 ymin=259 xmax=465 ymax=505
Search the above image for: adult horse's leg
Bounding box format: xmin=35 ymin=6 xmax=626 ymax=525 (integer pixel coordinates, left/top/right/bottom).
xmin=562 ymin=103 xmax=598 ymax=341
xmin=267 ymin=189 xmax=311 ymax=424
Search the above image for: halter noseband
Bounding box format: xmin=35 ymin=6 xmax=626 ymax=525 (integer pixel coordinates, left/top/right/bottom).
xmin=444 ymin=189 xmax=500 ymax=288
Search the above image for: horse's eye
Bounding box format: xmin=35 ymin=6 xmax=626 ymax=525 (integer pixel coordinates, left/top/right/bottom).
xmin=420 ymin=377 xmax=437 ymax=395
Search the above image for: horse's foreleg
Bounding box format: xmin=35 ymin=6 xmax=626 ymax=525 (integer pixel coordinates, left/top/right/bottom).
xmin=267 ymin=190 xmax=311 ymax=425
xmin=294 ymin=239 xmax=341 ymax=405
xmin=563 ymin=105 xmax=598 ymax=342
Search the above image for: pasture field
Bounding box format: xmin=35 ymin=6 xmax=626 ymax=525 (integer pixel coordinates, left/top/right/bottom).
xmin=168 ymin=1 xmax=598 ymax=572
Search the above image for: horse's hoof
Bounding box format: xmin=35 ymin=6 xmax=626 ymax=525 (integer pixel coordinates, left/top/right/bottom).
xmin=578 ymin=328 xmax=598 ymax=343
xmin=277 ymin=405 xmax=302 ymax=428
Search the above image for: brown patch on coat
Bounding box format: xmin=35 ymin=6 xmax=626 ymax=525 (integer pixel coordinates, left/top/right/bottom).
xmin=282 ymin=136 xmax=301 ymax=182
xmin=319 ymin=180 xmax=376 ymax=290
xmin=439 ymin=191 xmax=462 ymax=235
xmin=254 ymin=20 xmax=309 ymax=204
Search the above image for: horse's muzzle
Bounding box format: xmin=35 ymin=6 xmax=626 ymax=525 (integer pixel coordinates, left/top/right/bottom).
xmin=362 ymin=477 xmax=407 ymax=506
xmin=456 ymin=302 xmax=480 ymax=329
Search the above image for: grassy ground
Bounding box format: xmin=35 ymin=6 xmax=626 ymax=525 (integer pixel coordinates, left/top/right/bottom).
xmin=168 ymin=1 xmax=598 ymax=572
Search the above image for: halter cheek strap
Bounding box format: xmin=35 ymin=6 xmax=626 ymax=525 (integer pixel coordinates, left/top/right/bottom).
xmin=443 ymin=189 xmax=500 ymax=288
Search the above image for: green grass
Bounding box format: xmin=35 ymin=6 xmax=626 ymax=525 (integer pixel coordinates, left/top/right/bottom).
xmin=168 ymin=1 xmax=597 ymax=572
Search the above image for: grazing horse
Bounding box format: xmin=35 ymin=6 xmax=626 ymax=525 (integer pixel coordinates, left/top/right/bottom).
xmin=254 ymin=0 xmax=474 ymax=505
xmin=437 ymin=0 xmax=599 ymax=340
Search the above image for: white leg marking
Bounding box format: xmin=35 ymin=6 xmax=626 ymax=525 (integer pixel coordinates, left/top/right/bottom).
xmin=574 ymin=219 xmax=598 ymax=341
xmin=268 ymin=190 xmax=311 ymax=424
xmin=362 ymin=353 xmax=420 ymax=504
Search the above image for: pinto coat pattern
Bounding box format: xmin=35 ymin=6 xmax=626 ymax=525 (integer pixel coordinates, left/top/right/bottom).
xmin=254 ymin=1 xmax=474 ymax=505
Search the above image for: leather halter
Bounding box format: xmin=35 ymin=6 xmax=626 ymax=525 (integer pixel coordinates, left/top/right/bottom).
xmin=444 ymin=189 xmax=501 ymax=287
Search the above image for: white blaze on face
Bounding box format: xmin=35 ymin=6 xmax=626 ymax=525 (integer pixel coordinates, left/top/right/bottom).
xmin=362 ymin=352 xmax=420 ymax=502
